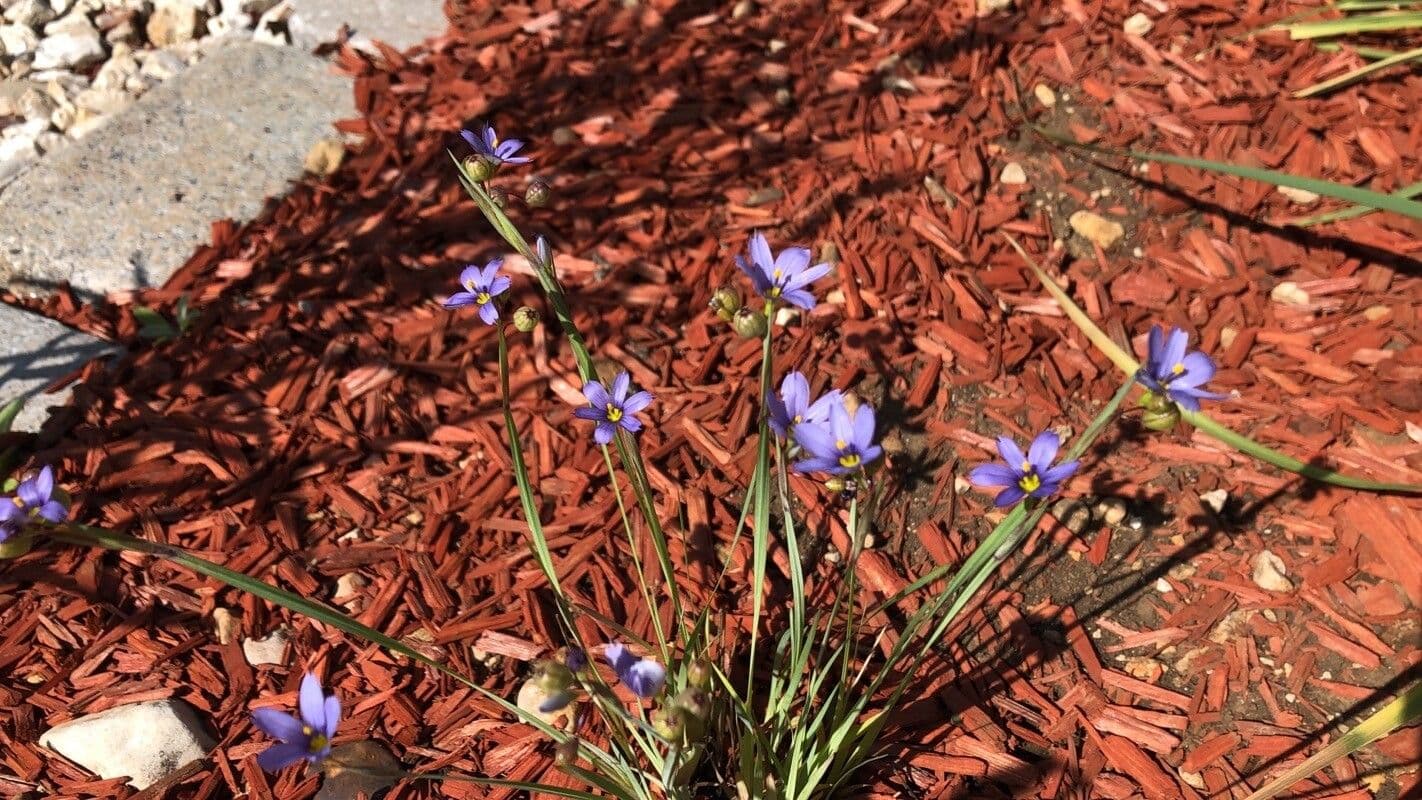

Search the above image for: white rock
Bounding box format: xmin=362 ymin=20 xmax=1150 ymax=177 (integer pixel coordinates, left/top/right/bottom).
xmin=39 ymin=699 xmax=215 ymax=790
xmin=1033 ymin=83 xmax=1056 ymax=108
xmin=1000 ymin=161 xmax=1027 ymax=185
xmin=91 ymin=51 xmax=138 ymax=89
xmin=146 ymin=0 xmax=202 ymax=46
xmin=1123 ymin=12 xmax=1153 ymax=36
xmin=1269 ymin=280 xmax=1310 ymax=307
xmin=74 ymin=85 xmax=128 ymax=113
xmin=1277 ymin=186 xmax=1319 ymax=205
xmin=1198 ymin=488 xmax=1228 ymax=515
xmin=251 ymin=0 xmax=290 ymax=46
xmin=0 ymin=23 xmax=39 ymax=56
xmin=1068 ymin=210 xmax=1126 ymax=248
xmin=0 ymin=132 xmax=40 ymax=164
xmin=32 ymin=20 xmax=105 ymax=70
xmin=241 ymin=628 xmax=289 ymax=666
xmin=3 ymin=0 xmax=57 ymax=27
xmin=1251 ymin=550 xmax=1294 ymax=593
xmin=139 ymin=48 xmax=186 ymax=80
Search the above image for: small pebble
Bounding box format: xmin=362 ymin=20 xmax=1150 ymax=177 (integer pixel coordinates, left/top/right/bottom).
xmin=999 ymin=161 xmax=1027 ymax=185
xmin=1199 ymin=488 xmax=1228 ymax=515
xmin=1277 ymin=186 xmax=1320 ymax=205
xmin=1251 ymin=549 xmax=1294 ymax=593
xmin=1033 ymin=83 xmax=1056 ymax=108
xmin=1069 ymin=210 xmax=1126 ymax=249
xmin=1123 ymin=12 xmax=1153 ymax=36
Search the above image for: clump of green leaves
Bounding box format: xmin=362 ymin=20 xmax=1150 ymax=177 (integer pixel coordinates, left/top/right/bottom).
xmin=133 ymin=295 xmax=197 ymax=342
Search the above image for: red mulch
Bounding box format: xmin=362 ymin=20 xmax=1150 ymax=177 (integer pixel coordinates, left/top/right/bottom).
xmin=3 ymin=0 xmax=1421 ymax=797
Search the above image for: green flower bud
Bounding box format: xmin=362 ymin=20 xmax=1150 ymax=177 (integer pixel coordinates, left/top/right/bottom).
xmin=652 ymin=706 xmax=686 ymax=741
xmin=524 ymin=178 xmax=551 ymax=207
xmin=555 ymin=737 xmax=581 ymax=766
xmin=709 ymin=285 xmax=741 ymax=322
xmin=1138 ymin=390 xmax=1181 ymax=432
xmin=687 ymin=659 xmax=712 ymax=690
xmin=488 ymin=188 xmax=509 ymax=208
xmin=824 ymin=476 xmax=846 ymax=494
xmin=513 ymin=306 xmax=540 ymax=333
xmin=462 ymin=154 xmax=499 ymax=182
xmin=732 ymin=307 xmax=768 ymax=338
xmin=671 ymin=687 xmax=709 ymax=720
xmin=535 ymin=660 xmax=574 ymax=694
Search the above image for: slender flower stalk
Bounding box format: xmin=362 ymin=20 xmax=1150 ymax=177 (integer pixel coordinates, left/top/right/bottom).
xmin=573 ymin=372 xmax=654 ymax=445
xmin=735 ymin=231 xmax=831 ymax=310
xmin=444 ymin=259 xmax=512 ymax=325
xmin=968 ymin=431 xmax=1079 ymax=507
xmin=1136 ymin=325 xmax=1226 ymax=412
xmin=251 ymin=673 xmax=341 ymax=772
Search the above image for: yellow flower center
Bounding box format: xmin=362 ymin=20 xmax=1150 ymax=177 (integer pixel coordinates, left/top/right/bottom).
xmin=606 ymin=405 xmax=623 ymax=422
xmin=302 ymin=725 xmax=329 ymax=754
xmin=839 ymin=453 xmax=861 ymax=469
xmin=1020 ymin=460 xmax=1031 ymax=471
xmin=1018 ymin=473 xmax=1042 ymax=493
xmin=767 ymin=286 xmax=782 ymax=298
xmin=792 ymin=414 xmax=803 ymax=424
xmin=1171 ymin=362 xmax=1185 ymax=375
xmin=772 ymin=268 xmax=783 ymax=280
xmin=475 ymin=292 xmax=491 ymax=305
xmin=835 ymin=440 xmax=846 ymax=449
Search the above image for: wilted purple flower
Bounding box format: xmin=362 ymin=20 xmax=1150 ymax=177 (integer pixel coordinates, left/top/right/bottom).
xmin=461 ymin=122 xmax=531 ymax=166
xmin=1136 ymin=325 xmax=1227 ymax=412
xmin=792 ymin=401 xmax=883 ymax=476
xmin=444 ymin=259 xmax=511 ymax=325
xmin=564 ymin=647 xmax=588 ymax=673
xmin=604 ymin=643 xmax=666 ymax=699
xmin=0 ymin=465 xmax=68 ymax=543
xmin=251 ymin=673 xmax=341 ymax=772
xmin=767 ymin=372 xmax=842 ymax=440
xmin=735 ymin=231 xmax=831 ymax=310
xmin=573 ymin=371 xmax=654 ymax=445
xmin=968 ymin=431 xmax=1079 ymax=508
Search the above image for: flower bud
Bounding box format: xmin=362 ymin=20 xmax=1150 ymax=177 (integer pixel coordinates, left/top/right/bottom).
xmin=687 ymin=659 xmax=712 ymax=690
xmin=824 ymin=476 xmax=846 ymax=494
xmin=555 ymin=737 xmax=581 ymax=766
xmin=732 ymin=307 xmax=767 ymax=338
xmin=1138 ymin=391 xmax=1180 ymax=432
xmin=535 ymin=660 xmax=574 ymax=694
xmin=709 ymin=285 xmax=741 ymax=322
xmin=524 ymin=178 xmax=551 ymax=207
xmin=651 ymin=706 xmax=686 ymax=741
xmin=488 ymin=187 xmax=509 ymax=208
xmin=536 ymin=236 xmax=553 ymax=269
xmin=513 ymin=306 xmax=541 ymax=333
xmin=462 ymin=154 xmax=498 ymax=182
xmin=671 ymin=687 xmax=709 ymax=720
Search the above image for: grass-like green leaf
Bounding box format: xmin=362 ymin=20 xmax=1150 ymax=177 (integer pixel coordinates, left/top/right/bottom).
xmin=1282 ymin=11 xmax=1422 ymax=39
xmin=1006 ymin=236 xmax=1422 ymax=494
xmin=1295 ymin=45 xmax=1422 ymax=97
xmin=1242 ymin=680 xmax=1422 ymax=800
xmin=1032 ymin=126 xmax=1422 ymax=220
xmin=0 ymin=398 xmax=24 ymax=434
xmin=1289 ymin=180 xmax=1422 ymax=226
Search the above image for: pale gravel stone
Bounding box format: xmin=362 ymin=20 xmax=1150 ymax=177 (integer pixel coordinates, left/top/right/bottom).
xmin=286 ymin=0 xmax=445 ymax=51
xmin=39 ymin=699 xmax=214 ymax=790
xmin=0 ymin=302 xmax=117 ymax=431
xmin=0 ymin=41 xmax=349 ymax=297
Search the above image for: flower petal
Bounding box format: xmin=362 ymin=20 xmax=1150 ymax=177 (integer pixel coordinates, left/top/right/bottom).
xmin=748 ymin=231 xmax=773 ymax=271
xmin=604 ymin=643 xmax=636 ymax=674
xmin=1168 ymin=391 xmax=1201 ymax=412
xmin=1040 ymin=460 xmax=1080 ymax=485
xmin=995 ymin=436 xmax=1027 ymax=470
xmin=792 ymin=421 xmax=838 ymax=460
xmin=968 ymin=463 xmax=1019 ymax=488
xmin=772 ymin=247 xmax=811 ymax=278
xmin=781 ymin=289 xmax=817 ymax=310
xmin=37 ymin=500 xmax=67 ymax=523
xmin=0 ymin=503 xmax=21 ymax=523
xmin=299 ymin=673 xmax=326 ymax=729
xmin=804 ymin=390 xmax=842 ymax=424
xmin=582 ymin=380 xmax=610 ymax=408
xmin=619 ymin=416 xmax=643 ymax=434
xmin=993 ymin=486 xmax=1027 ymax=507
xmin=784 ymin=261 xmax=831 ymax=292
xmin=477 ymin=302 xmax=499 ymax=325
xmin=851 ymin=405 xmax=876 ymax=450
xmin=461 ymin=129 xmax=489 ymax=156
xmin=251 ymin=708 xmax=304 ymax=742
xmin=323 ymin=695 xmax=341 ymax=738
xmin=1162 ymin=327 xmax=1189 ymax=373
xmin=780 ymin=372 xmax=809 ymax=417
xmin=611 ymin=371 xmax=631 ymax=403
xmin=573 ymin=406 xmax=604 ymax=421
xmin=621 ymin=390 xmax=654 ymax=415
xmin=1027 ymin=431 xmax=1061 ymax=473
xmin=593 ymin=422 xmax=616 ymax=445
xmin=481 ymin=259 xmax=504 ymax=285
xmin=828 ymin=403 xmax=854 ymax=446
xmin=858 ymin=444 xmax=883 ymax=467
xmin=1174 ymin=351 xmax=1216 ymax=388
xmin=481 ymin=124 xmax=498 ymax=150
xmin=1146 ymin=325 xmax=1164 ymax=368
xmin=792 ymin=456 xmax=841 ymax=474
xmin=767 ymin=393 xmax=791 ymax=438
xmin=257 ymin=741 xmax=309 ymax=773
xmin=623 ymin=660 xmax=666 ymax=698
xmin=444 ymin=291 xmax=479 ymax=309
xmin=488 ymin=275 xmax=512 ymax=296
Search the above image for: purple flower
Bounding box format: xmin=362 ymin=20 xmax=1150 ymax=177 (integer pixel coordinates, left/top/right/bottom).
xmin=564 ymin=647 xmax=587 ymax=673
xmin=735 ymin=231 xmax=831 ymax=310
xmin=604 ymin=643 xmax=665 ymax=699
xmin=792 ymin=401 xmax=883 ymax=476
xmin=0 ymin=465 xmax=68 ymax=543
xmin=767 ymin=371 xmax=841 ymax=440
xmin=1135 ymin=325 xmax=1227 ymax=412
xmin=461 ymin=123 xmax=531 ymax=166
xmin=573 ymin=371 xmax=654 ymax=445
xmin=968 ymin=431 xmax=1079 ymax=508
xmin=251 ymin=673 xmax=341 ymax=772
xmin=444 ymin=259 xmax=511 ymax=324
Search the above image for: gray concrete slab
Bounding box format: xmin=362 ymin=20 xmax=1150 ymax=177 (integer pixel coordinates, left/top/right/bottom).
xmin=0 ymin=41 xmax=349 ymax=299
xmin=0 ymin=302 xmax=117 ymax=432
xmin=288 ymin=0 xmax=447 ymax=51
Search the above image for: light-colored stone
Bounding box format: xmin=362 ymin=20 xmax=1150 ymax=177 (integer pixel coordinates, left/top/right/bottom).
xmin=74 ymin=85 xmax=128 ymax=113
xmin=1068 ymin=210 xmax=1125 ymax=249
xmin=302 ymin=134 xmax=343 ymax=176
xmin=1033 ymin=83 xmax=1056 ymax=108
xmin=38 ymin=698 xmax=214 ymax=789
xmin=999 ymin=161 xmax=1026 ymax=185
xmin=0 ymin=303 xmax=117 ymax=431
xmin=1198 ymin=488 xmax=1228 ymax=515
xmin=1251 ymin=550 xmax=1294 ymax=593
xmin=16 ymin=86 xmax=55 ymax=121
xmin=1277 ymin=185 xmax=1319 ymax=205
xmin=92 ymin=51 xmax=139 ymax=89
xmin=138 ymin=47 xmax=186 ymax=80
xmin=146 ymin=0 xmax=202 ymax=46
xmin=0 ymin=41 xmax=349 ymax=297
xmin=241 ymin=628 xmax=289 ymax=665
xmin=211 ymin=607 xmax=237 ymax=644
xmin=286 ymin=0 xmax=446 ymax=51
xmin=1269 ymin=280 xmax=1310 ymax=307
xmin=0 ymin=22 xmax=39 ymax=55
xmin=1123 ymin=12 xmax=1153 ymax=36
xmin=516 ymin=677 xmax=578 ymax=730
xmin=32 ymin=18 xmax=105 ymax=70
xmin=3 ymin=0 xmax=56 ymax=27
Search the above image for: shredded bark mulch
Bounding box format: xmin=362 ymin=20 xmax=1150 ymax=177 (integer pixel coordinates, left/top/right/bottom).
xmin=3 ymin=1 xmax=1421 ymax=798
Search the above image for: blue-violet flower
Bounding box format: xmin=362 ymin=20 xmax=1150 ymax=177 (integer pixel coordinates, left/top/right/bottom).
xmin=968 ymin=431 xmax=1079 ymax=508
xmin=461 ymin=123 xmax=531 ymax=166
xmin=444 ymin=259 xmax=511 ymax=325
xmin=0 ymin=465 xmax=67 ymax=543
xmin=251 ymin=673 xmax=341 ymax=772
xmin=767 ymin=371 xmax=841 ymax=440
xmin=1135 ymin=325 xmax=1226 ymax=412
xmin=735 ymin=231 xmax=831 ymax=310
xmin=573 ymin=371 xmax=654 ymax=445
xmin=604 ymin=643 xmax=666 ymax=699
xmin=792 ymin=401 xmax=882 ymax=475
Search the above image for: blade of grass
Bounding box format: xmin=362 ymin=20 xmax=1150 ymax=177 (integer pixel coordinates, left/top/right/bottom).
xmin=1313 ymin=41 xmax=1403 ymax=59
xmin=0 ymin=398 xmax=25 ymax=433
xmin=1006 ymin=236 xmax=1422 ymax=494
xmin=1031 ymin=126 xmax=1422 ymax=220
xmin=1295 ymin=45 xmax=1422 ymax=97
xmin=1289 ymin=180 xmax=1422 ymax=226
xmin=1241 ymin=681 xmax=1422 ymax=800
xmin=1283 ymin=11 xmax=1422 ymax=39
